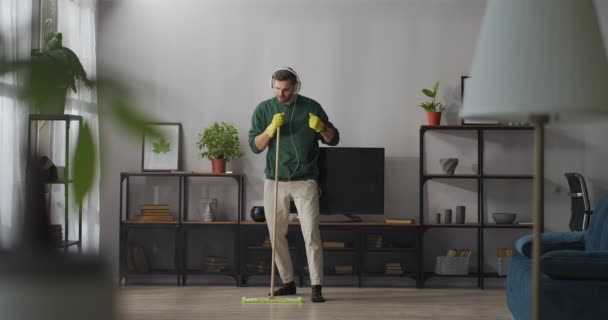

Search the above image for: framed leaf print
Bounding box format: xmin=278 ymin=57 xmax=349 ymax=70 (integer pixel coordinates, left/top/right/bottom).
xmin=141 ymin=123 xmax=182 ymax=171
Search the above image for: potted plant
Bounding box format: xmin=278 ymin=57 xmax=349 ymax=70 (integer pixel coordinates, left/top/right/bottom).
xmin=418 ymin=81 xmax=445 ymax=125
xmin=27 ymin=32 xmax=91 ymax=114
xmin=197 ymin=121 xmax=245 ymax=173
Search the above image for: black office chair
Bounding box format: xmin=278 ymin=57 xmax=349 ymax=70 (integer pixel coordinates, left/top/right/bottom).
xmin=564 ymin=172 xmax=593 ymax=231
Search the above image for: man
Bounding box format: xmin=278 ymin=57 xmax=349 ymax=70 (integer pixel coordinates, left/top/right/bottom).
xmin=248 ymin=67 xmax=339 ymax=303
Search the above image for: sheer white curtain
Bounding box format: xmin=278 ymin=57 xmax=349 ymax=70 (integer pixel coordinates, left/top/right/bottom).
xmin=55 ymin=0 xmax=100 ymax=254
xmin=0 ymin=1 xmax=32 ymax=249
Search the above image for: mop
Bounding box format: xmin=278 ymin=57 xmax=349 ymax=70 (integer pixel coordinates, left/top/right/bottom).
xmin=242 ymin=129 xmax=304 ymax=304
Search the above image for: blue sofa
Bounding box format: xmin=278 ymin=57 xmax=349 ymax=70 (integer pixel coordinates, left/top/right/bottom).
xmin=506 ymin=197 xmax=608 ymax=320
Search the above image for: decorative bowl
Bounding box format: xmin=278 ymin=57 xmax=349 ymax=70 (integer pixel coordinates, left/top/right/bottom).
xmin=250 ymin=206 xmax=266 ymax=222
xmin=492 ymin=212 xmax=517 ymax=224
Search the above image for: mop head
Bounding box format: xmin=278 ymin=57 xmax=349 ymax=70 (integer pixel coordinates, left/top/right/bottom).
xmin=241 ymin=296 xmax=304 ymax=304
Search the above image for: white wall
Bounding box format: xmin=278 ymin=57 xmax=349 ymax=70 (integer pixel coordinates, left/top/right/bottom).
xmin=97 ymin=0 xmax=608 ymax=274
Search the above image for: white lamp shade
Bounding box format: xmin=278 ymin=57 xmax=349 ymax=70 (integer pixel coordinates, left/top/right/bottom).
xmin=462 ymin=0 xmax=608 ymax=122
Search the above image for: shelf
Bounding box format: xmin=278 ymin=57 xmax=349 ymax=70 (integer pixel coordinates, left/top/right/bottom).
xmin=323 ymin=272 xmax=357 ymax=277
xmin=122 ymin=220 xmax=179 ymax=225
xmin=365 ymin=247 xmax=417 ymax=253
xmin=120 ymin=170 xmax=244 ymax=287
xmin=482 ymin=174 xmax=533 ymax=179
xmin=362 ymin=272 xmax=415 ymax=278
xmin=54 ymin=240 xmax=81 ymax=248
xmin=421 ymin=125 xmax=533 ymax=131
xmin=29 ymin=114 xmax=83 ymax=121
xmin=127 ymin=269 xmax=178 ymax=276
xmin=323 ymin=247 xmax=356 ymax=251
xmin=240 ymin=221 xmax=420 ymax=227
xmin=182 ymin=221 xmax=238 ymax=225
xmin=423 ymin=174 xmax=533 ymax=180
xmin=483 ymin=224 xmax=533 ymax=229
xmin=423 ymin=224 xmax=480 ymax=229
xmin=419 ymin=124 xmax=539 ymax=289
xmin=424 ymin=272 xmax=479 ymax=279
xmin=121 ymin=171 xmax=242 ymax=177
xmin=185 ymin=270 xmax=235 ymax=276
xmin=423 ymin=174 xmax=479 ymax=180
xmin=29 ymin=114 xmax=83 ymax=255
xmin=246 ymin=246 xmax=296 ymax=251
xmin=483 ymin=272 xmax=506 ymax=278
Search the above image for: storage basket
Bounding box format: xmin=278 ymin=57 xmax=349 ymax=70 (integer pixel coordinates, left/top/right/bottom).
xmin=497 ymin=256 xmax=511 ymax=276
xmin=435 ymin=256 xmax=470 ymax=275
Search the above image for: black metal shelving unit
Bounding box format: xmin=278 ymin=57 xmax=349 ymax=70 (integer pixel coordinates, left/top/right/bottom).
xmin=419 ymin=125 xmax=539 ymax=289
xmin=118 ymin=172 xmax=244 ymax=286
xmin=238 ymin=222 xmax=420 ymax=288
xmin=27 ymin=114 xmax=83 ymax=254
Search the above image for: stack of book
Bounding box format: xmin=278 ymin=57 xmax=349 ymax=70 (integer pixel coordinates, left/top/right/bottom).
xmin=384 ymin=218 xmax=415 ymax=224
xmin=334 ymin=265 xmax=353 ymax=274
xmin=50 ymin=224 xmax=63 ymax=245
xmin=368 ymin=234 xmax=383 ymax=249
xmin=261 ymin=237 xmax=271 ymax=248
xmin=134 ymin=204 xmax=175 ymax=222
xmin=447 ymin=249 xmax=472 ymax=257
xmin=203 ymin=256 xmax=228 ymax=273
xmin=247 ymin=260 xmax=269 ymax=273
xmin=497 ymin=248 xmax=514 ymax=258
xmin=323 ymin=241 xmax=346 ymax=248
xmin=385 ymin=262 xmax=404 ymax=275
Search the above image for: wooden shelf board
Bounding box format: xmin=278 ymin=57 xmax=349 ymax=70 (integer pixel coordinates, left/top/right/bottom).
xmin=122 ymin=220 xmax=178 ymax=225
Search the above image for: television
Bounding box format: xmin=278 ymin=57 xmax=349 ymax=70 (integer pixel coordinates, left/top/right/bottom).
xmin=317 ymin=147 xmax=384 ymax=220
xmin=289 ymin=147 xmax=385 ymax=221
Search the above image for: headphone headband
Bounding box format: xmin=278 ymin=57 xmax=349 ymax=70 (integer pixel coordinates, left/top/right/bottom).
xmin=270 ymin=67 xmax=301 ymax=93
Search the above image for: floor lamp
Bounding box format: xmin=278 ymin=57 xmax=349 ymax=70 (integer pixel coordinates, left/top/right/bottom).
xmin=461 ymin=1 xmax=608 ymax=319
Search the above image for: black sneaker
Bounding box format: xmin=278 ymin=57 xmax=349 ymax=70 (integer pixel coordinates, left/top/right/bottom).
xmin=269 ymin=281 xmax=296 ymax=296
xmin=311 ymin=285 xmax=326 ymax=303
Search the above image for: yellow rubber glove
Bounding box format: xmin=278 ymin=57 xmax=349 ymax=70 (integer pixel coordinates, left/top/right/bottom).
xmin=309 ymin=113 xmax=325 ymax=133
xmin=265 ymin=113 xmax=284 ymax=138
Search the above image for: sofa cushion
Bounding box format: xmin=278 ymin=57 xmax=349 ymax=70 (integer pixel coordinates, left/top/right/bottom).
xmin=515 ymin=232 xmax=585 ymax=257
xmin=585 ymin=197 xmax=608 ymax=251
xmin=543 ymin=250 xmax=608 ymax=280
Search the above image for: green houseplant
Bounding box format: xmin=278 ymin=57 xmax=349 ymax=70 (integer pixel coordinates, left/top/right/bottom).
xmin=28 ymin=32 xmax=91 ymax=114
xmin=197 ymin=121 xmax=245 ymax=173
xmin=418 ymin=81 xmax=444 ymax=125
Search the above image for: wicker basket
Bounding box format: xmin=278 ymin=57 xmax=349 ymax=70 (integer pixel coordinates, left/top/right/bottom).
xmin=435 ymin=256 xmax=470 ymax=275
xmin=497 ymin=256 xmax=511 ymax=276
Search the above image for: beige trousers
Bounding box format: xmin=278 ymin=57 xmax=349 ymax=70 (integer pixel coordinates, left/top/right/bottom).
xmin=264 ymin=179 xmax=323 ymax=286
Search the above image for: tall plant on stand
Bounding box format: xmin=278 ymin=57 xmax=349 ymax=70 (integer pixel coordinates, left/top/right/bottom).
xmin=418 ymin=81 xmax=445 ymax=125
xmin=28 ymin=32 xmax=92 ymax=114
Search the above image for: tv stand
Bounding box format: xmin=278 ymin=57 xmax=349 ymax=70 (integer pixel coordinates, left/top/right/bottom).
xmin=343 ymin=214 xmax=362 ymax=222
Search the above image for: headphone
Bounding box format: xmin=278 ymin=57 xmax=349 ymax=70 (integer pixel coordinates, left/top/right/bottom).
xmin=270 ymin=67 xmax=301 ymax=93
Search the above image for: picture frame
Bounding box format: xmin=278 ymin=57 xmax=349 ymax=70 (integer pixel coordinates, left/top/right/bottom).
xmin=460 ymin=76 xmax=500 ymax=125
xmin=141 ymin=123 xmax=182 ymax=171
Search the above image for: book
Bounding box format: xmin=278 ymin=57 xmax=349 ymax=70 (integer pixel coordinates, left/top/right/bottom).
xmin=385 ymin=219 xmax=415 ymax=224
xmin=140 ymin=210 xmax=171 ymax=215
xmin=135 ymin=214 xmax=175 ymax=222
xmin=141 ymin=204 xmax=170 ymax=210
xmin=323 ymin=241 xmax=346 ymax=248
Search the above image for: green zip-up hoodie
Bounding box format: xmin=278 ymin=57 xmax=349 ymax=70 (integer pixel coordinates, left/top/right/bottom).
xmin=248 ymin=95 xmax=339 ymax=181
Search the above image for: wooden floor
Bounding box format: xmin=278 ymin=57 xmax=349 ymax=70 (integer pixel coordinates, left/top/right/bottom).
xmin=118 ymin=286 xmax=512 ymax=320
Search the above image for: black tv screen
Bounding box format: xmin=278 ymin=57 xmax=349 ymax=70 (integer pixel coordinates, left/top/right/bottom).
xmin=317 ymin=147 xmax=385 ymax=215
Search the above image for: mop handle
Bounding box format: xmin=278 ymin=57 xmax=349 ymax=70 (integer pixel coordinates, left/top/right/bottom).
xmin=270 ymin=129 xmax=280 ymax=298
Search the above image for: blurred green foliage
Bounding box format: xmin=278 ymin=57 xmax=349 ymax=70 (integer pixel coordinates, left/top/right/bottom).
xmin=1 ymin=32 xmax=159 ymax=204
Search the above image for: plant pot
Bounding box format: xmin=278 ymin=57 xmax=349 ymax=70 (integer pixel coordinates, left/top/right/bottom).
xmin=38 ymin=87 xmax=67 ymax=115
xmin=427 ymin=111 xmax=442 ymax=125
xmin=211 ymin=158 xmax=226 ymax=174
